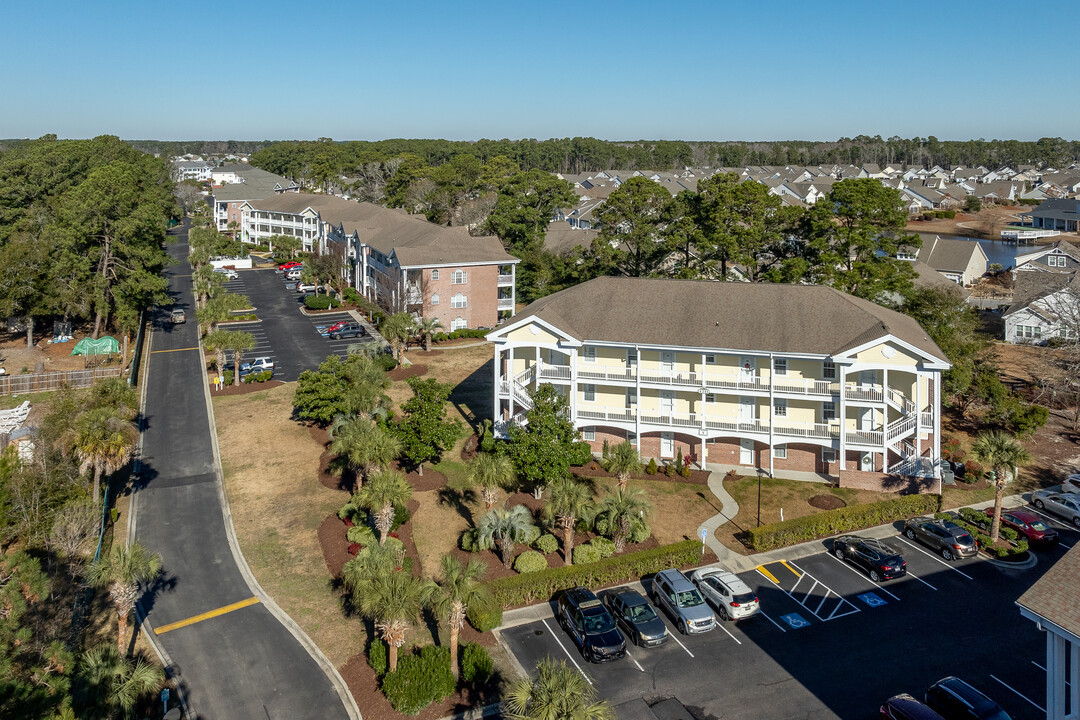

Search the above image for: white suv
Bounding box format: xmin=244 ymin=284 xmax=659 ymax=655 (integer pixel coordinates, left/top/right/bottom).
xmin=1062 ymin=474 xmax=1080 ymax=494
xmin=690 ymin=568 xmax=760 ymax=621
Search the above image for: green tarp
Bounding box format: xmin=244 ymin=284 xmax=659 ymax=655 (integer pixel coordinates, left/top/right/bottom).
xmin=70 ymin=336 xmax=120 ymax=356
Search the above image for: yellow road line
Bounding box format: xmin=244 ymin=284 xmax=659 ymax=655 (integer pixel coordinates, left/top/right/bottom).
xmin=154 ymin=596 xmax=260 ymax=635
xmin=756 ymin=564 xmax=779 ymax=584
xmin=150 ymin=347 xmax=201 ymax=354
xmin=780 ymin=560 xmax=802 ymax=577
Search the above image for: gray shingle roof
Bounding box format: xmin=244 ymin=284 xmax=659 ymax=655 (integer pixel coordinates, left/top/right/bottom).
xmin=921 ymin=236 xmax=987 ymax=273
xmin=1018 ymin=544 xmax=1080 ymax=639
xmin=503 ymin=277 xmax=948 ymax=362
xmin=1024 ymin=198 xmax=1080 ymax=222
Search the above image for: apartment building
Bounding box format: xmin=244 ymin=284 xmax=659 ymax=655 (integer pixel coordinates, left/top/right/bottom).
xmin=172 ymin=160 xmax=212 ymax=182
xmin=488 ymin=277 xmax=950 ymax=485
xmin=211 ymin=166 xmax=300 ymax=233
xmin=239 ymin=194 xmax=518 ymax=329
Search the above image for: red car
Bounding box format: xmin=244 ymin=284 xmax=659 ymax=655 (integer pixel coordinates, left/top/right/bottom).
xmin=278 ymin=261 xmax=302 ymax=271
xmin=984 ymin=507 xmax=1058 ymax=546
xmin=321 ymin=320 xmax=349 ymax=336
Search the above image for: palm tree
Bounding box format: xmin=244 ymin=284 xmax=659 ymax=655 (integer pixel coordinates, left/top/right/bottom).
xmin=203 ymin=329 xmax=230 ymax=380
xmin=381 ymin=312 xmax=417 ymax=362
xmin=476 ymin=504 xmax=535 ymax=567
xmin=76 ymin=644 xmax=165 ymax=717
xmin=354 ymin=469 xmax=412 ymax=543
xmin=329 ymin=416 xmax=402 ymax=486
xmin=85 ymin=542 xmax=163 ymax=654
xmin=226 ymin=330 xmax=256 ymax=386
xmin=358 ymin=570 xmax=435 ymax=672
xmin=60 ymin=406 xmax=138 ymax=505
xmin=195 ymin=291 xmax=250 ymax=334
xmin=602 ymin=441 xmax=641 ymax=490
xmin=191 ymin=263 xmax=225 ymax=309
xmin=415 ymin=316 xmax=444 ymax=352
xmin=342 ymin=541 xmax=404 ymax=597
xmin=543 ymin=477 xmax=593 ymax=565
xmin=597 ymin=488 xmax=652 ymax=553
xmin=432 ymin=555 xmax=490 ymax=678
xmin=971 ymin=430 xmax=1032 ymax=542
xmin=467 ymin=453 xmax=516 ymax=509
xmin=504 ymin=657 xmax=613 ymax=720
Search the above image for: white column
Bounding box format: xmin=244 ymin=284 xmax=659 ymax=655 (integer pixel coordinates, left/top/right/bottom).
xmin=916 ymin=367 xmax=923 ymax=454
xmin=493 ymin=346 xmax=501 ymax=429
xmin=933 ymin=372 xmax=942 ymax=479
xmin=1047 ymin=632 xmax=1064 ymax=720
xmin=882 ymin=367 xmax=890 ymax=467
xmin=699 ymin=352 xmax=707 ymax=435
xmin=569 ymin=346 xmax=578 ymax=426
xmin=508 ymin=346 xmax=515 ymax=420
xmin=838 ymin=365 xmax=847 ymax=471
xmin=510 ymin=265 xmax=517 ymax=317
xmin=768 ymin=353 xmax=775 ymax=478
xmin=635 ymin=345 xmax=642 ymax=451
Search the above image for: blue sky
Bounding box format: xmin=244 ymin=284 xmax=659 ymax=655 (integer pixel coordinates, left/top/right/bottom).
xmin=3 ymin=0 xmax=1077 ymax=142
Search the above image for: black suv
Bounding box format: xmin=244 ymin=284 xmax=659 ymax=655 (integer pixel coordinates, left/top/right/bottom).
xmin=925 ymin=676 xmax=1012 ymax=720
xmin=833 ymin=536 xmax=907 ymax=581
xmin=329 ymin=323 xmax=365 ymax=339
xmin=557 ymin=587 xmax=626 ymax=663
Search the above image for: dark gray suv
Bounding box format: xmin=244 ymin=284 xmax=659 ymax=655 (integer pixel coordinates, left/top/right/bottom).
xmin=903 ymin=516 xmax=977 ymax=560
xmin=649 ymin=569 xmax=715 ymax=634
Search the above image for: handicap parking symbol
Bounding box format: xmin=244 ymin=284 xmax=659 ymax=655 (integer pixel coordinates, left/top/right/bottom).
xmin=857 ymin=592 xmax=888 ymax=607
xmin=780 ymin=613 xmax=811 ymax=629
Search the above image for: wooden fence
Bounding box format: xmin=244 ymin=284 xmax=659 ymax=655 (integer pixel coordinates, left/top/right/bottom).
xmin=0 ymin=366 xmax=123 ymax=396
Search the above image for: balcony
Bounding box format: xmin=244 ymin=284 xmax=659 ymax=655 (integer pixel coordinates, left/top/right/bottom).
xmin=498 ymin=297 xmax=514 ymax=311
xmin=573 ymin=406 xmax=860 ymax=443
xmin=497 ymin=274 xmax=514 ymax=285
xmin=537 ymin=364 xmax=572 ymax=381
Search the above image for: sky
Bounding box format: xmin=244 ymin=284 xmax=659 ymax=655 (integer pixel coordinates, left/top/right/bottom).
xmin=3 ymin=0 xmax=1078 ymax=142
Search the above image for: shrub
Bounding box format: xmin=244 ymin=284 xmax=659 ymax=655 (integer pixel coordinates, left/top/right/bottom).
xmin=646 ymin=458 xmax=658 ymax=475
xmin=305 ymin=295 xmax=341 ymax=310
xmin=343 ymin=287 xmax=363 ymax=305
xmin=460 ymin=527 xmax=482 ymax=552
xmin=588 ymin=537 xmax=616 ymax=559
xmin=963 ymin=460 xmax=983 ymax=481
xmin=347 ymin=542 xmax=361 ymax=555
xmin=466 ymin=594 xmax=503 ymax=632
xmin=374 ymin=352 xmax=399 ymax=371
xmin=392 ymin=505 xmax=411 ymax=531
xmin=534 ymin=533 xmax=559 ymax=555
xmin=256 ymin=370 xmax=272 ymax=382
xmin=460 ymin=642 xmax=493 ymax=685
xmin=368 ymin=638 xmax=388 ymax=676
xmin=520 ymin=523 xmax=541 ymax=546
xmin=627 ymin=520 xmax=651 ymax=544
xmin=664 ymin=464 xmax=676 ymax=478
xmin=346 ymin=524 xmax=377 ymax=546
xmin=943 ymin=210 xmax=956 ymax=219
xmin=680 ymin=464 xmax=692 ymax=479
xmin=747 ymin=494 xmax=941 ymax=551
xmin=223 ymin=371 xmax=234 ymax=385
xmin=573 ymin=543 xmax=602 ymax=565
xmin=381 ymin=645 xmax=455 ymax=715
xmin=514 ymin=550 xmax=548 ymax=573
xmin=486 ymin=539 xmax=701 ymax=607
xmin=338 ymin=501 xmax=365 ymax=523
xmin=569 ymin=441 xmax=593 ymax=467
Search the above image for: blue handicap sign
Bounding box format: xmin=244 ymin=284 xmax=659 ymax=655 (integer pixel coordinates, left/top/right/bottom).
xmin=780 ymin=613 xmax=811 ymax=629
xmin=857 ymin=592 xmax=887 ymax=607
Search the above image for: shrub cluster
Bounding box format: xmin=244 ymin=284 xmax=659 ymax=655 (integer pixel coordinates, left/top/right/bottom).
xmin=514 ymin=550 xmax=547 ymax=573
xmin=241 ymin=370 xmax=273 ymax=384
xmin=460 ymin=643 xmax=494 ymax=685
xmin=374 ymin=352 xmax=399 ymax=372
xmin=346 ymin=524 xmax=377 ymax=547
xmin=431 ymin=328 xmax=489 ymax=342
xmin=747 ymin=494 xmax=941 ymax=551
xmin=381 ymin=645 xmax=456 ymax=715
xmin=937 ymin=511 xmax=1028 ymax=558
xmin=368 ymin=638 xmax=388 ymax=676
xmin=305 ymin=295 xmax=342 ymax=310
xmin=466 ymin=594 xmax=503 ymax=632
xmin=534 ymin=533 xmax=559 ymax=555
xmin=569 ymin=441 xmax=594 ymax=467
xmin=486 ymin=540 xmax=701 ymax=607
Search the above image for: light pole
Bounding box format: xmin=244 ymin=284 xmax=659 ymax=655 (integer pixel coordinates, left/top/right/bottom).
xmin=756 ymin=467 xmax=764 ymax=528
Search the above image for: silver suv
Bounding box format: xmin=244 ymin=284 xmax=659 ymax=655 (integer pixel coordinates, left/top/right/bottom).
xmin=649 ymin=569 xmax=715 ymax=634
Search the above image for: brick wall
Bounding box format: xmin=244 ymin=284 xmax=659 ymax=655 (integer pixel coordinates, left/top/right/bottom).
xmin=421 ymin=264 xmax=499 ymax=330
xmin=839 ymin=469 xmax=937 ymax=494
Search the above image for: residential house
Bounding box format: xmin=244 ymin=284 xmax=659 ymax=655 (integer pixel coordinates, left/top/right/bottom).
xmin=1020 ymin=199 xmax=1080 ymax=233
xmin=1004 ymin=276 xmax=1080 ymax=343
xmin=172 ymin=160 xmax=212 ymax=182
xmin=1013 ymin=239 xmax=1080 ymax=276
xmin=489 ymin=277 xmax=949 ymax=487
xmin=916 ymin=235 xmax=989 ymax=286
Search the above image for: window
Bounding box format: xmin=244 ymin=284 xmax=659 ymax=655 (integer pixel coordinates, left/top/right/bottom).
xmin=451 ymin=293 xmax=467 ymax=308
xmin=430 ymin=293 xmax=439 ymax=305
xmin=431 ymin=269 xmax=439 ymax=280
xmin=823 ymin=360 xmax=836 ymax=379
xmin=705 ymin=354 xmax=717 ymax=365
xmin=773 ymin=398 xmax=787 ymax=417
xmin=450 ymin=317 xmax=467 ymax=331
xmin=822 ymin=448 xmax=837 ymax=464
xmin=625 ymin=388 xmax=637 ymax=407
xmin=705 ymin=393 xmax=716 ymax=403
xmin=1048 ymin=255 xmax=1066 ymax=268
xmin=626 ymin=349 xmax=637 ymax=367
xmin=773 ymin=445 xmax=787 ymax=459
xmin=581 ymin=427 xmax=595 ymax=441
xmin=451 ymin=269 xmax=468 ymax=284
xmin=583 ymin=346 xmax=597 ymax=363
xmin=823 ymin=402 xmax=836 ymax=421
xmin=583 ymin=384 xmax=596 ymax=402
xmin=1018 ymin=325 xmax=1042 ymax=339
xmin=774 ymin=358 xmax=788 ymax=376
xmin=626 ymin=430 xmax=637 ymax=444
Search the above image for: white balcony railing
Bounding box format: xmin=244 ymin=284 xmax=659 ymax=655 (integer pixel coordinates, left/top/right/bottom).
xmin=845 ymin=384 xmax=884 ymax=402
xmin=497 ymin=274 xmax=514 ymax=285
xmin=497 ymin=297 xmax=514 ymax=310
xmin=578 ymin=367 xmax=636 ymax=383
xmin=919 ymin=412 xmax=933 ymax=429
xmin=537 ymin=364 xmax=572 ymax=381
xmin=574 ymin=406 xmax=853 ymax=443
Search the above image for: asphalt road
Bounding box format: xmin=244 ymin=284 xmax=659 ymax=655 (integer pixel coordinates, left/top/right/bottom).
xmin=132 ymin=221 xmax=352 ymax=720
xmin=500 ymin=525 xmax=1071 ymax=720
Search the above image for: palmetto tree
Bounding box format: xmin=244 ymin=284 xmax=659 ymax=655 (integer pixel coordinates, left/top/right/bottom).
xmin=602 ymin=441 xmax=642 ymax=490
xmin=543 ymin=477 xmax=593 ymax=565
xmin=504 ymin=657 xmax=614 ymax=720
xmin=76 ymin=644 xmax=165 ymax=717
xmin=433 ymin=554 xmax=490 ymax=678
xmin=354 ymin=469 xmax=412 ymax=544
xmin=359 ymin=570 xmax=435 ymax=672
xmin=225 ymin=330 xmax=256 ymax=386
xmin=597 ymin=487 xmax=652 ymax=553
xmin=381 ymin=312 xmax=417 ymax=362
xmin=415 ymin=316 xmax=444 ymax=352
xmin=85 ymin=542 xmax=163 ymax=654
xmin=342 ymin=347 xmax=393 ymax=418
xmin=971 ymin=430 xmax=1032 ymax=542
xmin=329 ymin=416 xmax=402 ymax=486
xmin=195 ymin=291 xmax=250 ymax=334
xmin=203 ymin=329 xmax=230 ymax=379
xmin=342 ymin=541 xmax=404 ymax=597
xmin=476 ymin=504 xmax=536 ymax=567
xmin=60 ymin=406 xmax=138 ymax=505
xmin=467 ymin=453 xmax=516 ymax=509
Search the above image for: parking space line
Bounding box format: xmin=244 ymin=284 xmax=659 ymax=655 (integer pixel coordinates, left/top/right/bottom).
xmin=826 ymin=597 xmax=859 ymax=620
xmin=824 ymin=553 xmax=902 ymax=601
xmin=624 ymin=649 xmax=645 ymax=672
xmin=894 ymin=536 xmax=973 ymax=579
xmin=990 ymin=674 xmax=1045 ymax=713
xmin=757 ymin=560 xmax=859 ymax=623
xmin=798 ymin=578 xmax=818 ymax=603
xmin=903 ymin=569 xmax=937 ymax=591
xmin=758 ymin=610 xmax=786 ymax=632
xmin=713 ymin=620 xmax=742 ymax=645
xmin=779 ymin=560 xmax=801 ymax=577
xmin=666 ymin=627 xmax=694 ymax=658
xmin=812 ymin=593 xmax=830 ymax=617
xmin=756 ymin=565 xmax=779 ymax=584
xmin=539 ymin=619 xmax=591 ymax=684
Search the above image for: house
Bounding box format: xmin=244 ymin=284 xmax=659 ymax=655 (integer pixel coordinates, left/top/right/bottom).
xmin=1004 ymin=277 xmax=1080 ymax=343
xmin=1013 ymin=239 xmax=1080 ymax=276
xmin=210 ymin=163 xmax=252 ymax=186
xmin=917 ymin=235 xmax=989 ymax=286
xmin=488 ymin=277 xmax=950 ymax=487
xmin=172 ymin=160 xmax=212 ymax=182
xmin=239 ymin=194 xmax=519 ymax=329
xmin=1019 ymin=199 xmax=1080 ymax=233
xmin=211 ymin=167 xmax=300 ymax=232
xmin=1017 ymin=544 xmax=1080 ymax=720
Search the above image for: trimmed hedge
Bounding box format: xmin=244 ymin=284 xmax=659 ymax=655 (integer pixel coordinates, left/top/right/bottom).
xmin=534 ymin=533 xmax=559 ymax=555
xmin=460 ymin=642 xmax=493 ymax=685
xmin=514 ymin=550 xmax=548 ymax=573
xmin=748 ymin=494 xmax=941 ymax=551
xmin=381 ymin=645 xmax=455 ymax=715
xmin=305 ymin=295 xmax=342 ymax=310
xmin=486 ymin=539 xmax=701 ymax=607
xmin=569 ymin=441 xmax=594 ymax=466
xmin=431 ymin=328 xmax=490 ymax=342
xmin=466 ymin=594 xmax=503 ymax=632
xmin=368 ymin=638 xmax=388 ymax=676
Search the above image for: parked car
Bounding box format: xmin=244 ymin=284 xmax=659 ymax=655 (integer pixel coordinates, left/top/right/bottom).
xmin=241 ymin=357 xmax=274 ymax=373
xmin=320 ymin=320 xmax=350 ymax=336
xmin=833 ymin=536 xmax=906 ymax=582
xmin=649 ymin=569 xmax=715 ymax=634
xmin=1061 ymin=473 xmax=1080 ymax=494
xmin=278 ymin=261 xmax=302 ymax=271
xmin=286 ymin=269 xmax=302 ymax=280
xmin=689 ymin=568 xmax=759 ymax=621
xmin=214 ymin=268 xmax=238 ymax=279
xmin=329 ymin=323 xmax=365 ymax=340
xmin=295 ymin=282 xmax=319 ymax=293
xmin=924 ymin=677 xmax=1012 ymax=720
xmin=602 ymin=588 xmax=668 ymax=647
xmin=1032 ymin=490 xmax=1080 ymax=527
xmin=881 ymin=694 xmax=946 ymax=720
xmin=556 ymin=587 xmax=625 ymax=663
xmin=903 ymin=517 xmax=977 ymax=560
xmin=170 ymin=308 xmax=185 ymax=324
xmin=983 ymin=507 xmax=1058 ymax=547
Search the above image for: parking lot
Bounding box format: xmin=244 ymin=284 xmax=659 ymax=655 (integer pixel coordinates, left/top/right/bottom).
xmin=231 ymin=268 xmax=382 ymax=382
xmin=499 ymin=508 xmax=1080 ymax=720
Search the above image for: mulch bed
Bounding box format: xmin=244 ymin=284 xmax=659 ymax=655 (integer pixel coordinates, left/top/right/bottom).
xmin=572 ymin=460 xmax=711 ymax=486
xmin=388 ymin=363 xmax=428 ymax=382
xmin=390 ymin=462 xmax=448 ymax=492
xmin=808 ymin=495 xmax=846 ymax=511
xmin=318 ymin=514 xmax=352 ymax=578
xmin=210 ymin=379 xmax=285 ymax=396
